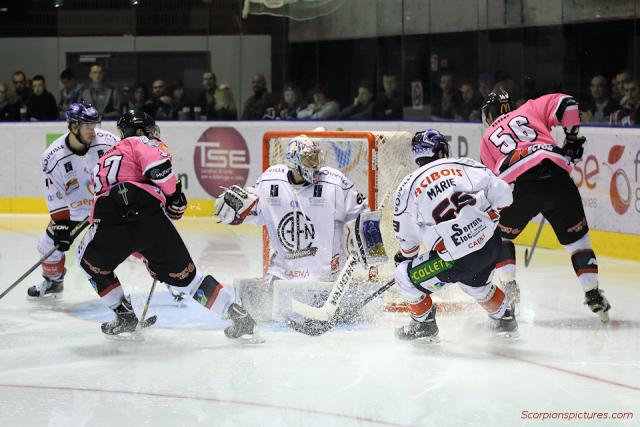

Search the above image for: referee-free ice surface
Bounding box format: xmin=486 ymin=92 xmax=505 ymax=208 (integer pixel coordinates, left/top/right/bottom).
xmin=0 ymin=215 xmax=638 ymax=427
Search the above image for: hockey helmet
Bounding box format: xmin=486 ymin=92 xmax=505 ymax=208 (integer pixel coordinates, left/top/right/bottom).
xmin=481 ymin=90 xmax=512 ymax=127
xmin=117 ymin=110 xmax=160 ymax=139
xmin=411 ymin=129 xmax=449 ymax=166
xmin=285 ymin=135 xmax=324 ymax=184
xmin=66 ymin=101 xmax=101 ymax=125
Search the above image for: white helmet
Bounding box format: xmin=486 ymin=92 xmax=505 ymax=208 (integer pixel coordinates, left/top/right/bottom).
xmin=285 ymin=135 xmax=324 ymax=184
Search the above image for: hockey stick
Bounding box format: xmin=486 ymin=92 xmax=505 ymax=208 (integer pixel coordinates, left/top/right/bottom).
xmin=524 ymin=218 xmax=545 ymax=268
xmin=287 ymin=278 xmax=395 ymax=336
xmin=137 ymin=279 xmax=158 ymax=331
xmin=289 ymin=167 xmax=403 ymax=322
xmin=0 ymin=218 xmax=91 ymax=300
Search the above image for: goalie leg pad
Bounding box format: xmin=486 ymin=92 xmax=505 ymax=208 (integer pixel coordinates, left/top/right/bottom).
xmin=344 ymin=211 xmax=388 ymax=267
xmin=215 ymin=185 xmax=259 ymax=225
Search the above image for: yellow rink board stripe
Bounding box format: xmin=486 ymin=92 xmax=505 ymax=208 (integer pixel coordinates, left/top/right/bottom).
xmin=1 ymin=197 xmax=638 ymax=261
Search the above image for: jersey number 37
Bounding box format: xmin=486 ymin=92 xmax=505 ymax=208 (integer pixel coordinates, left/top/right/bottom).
xmin=92 ymin=155 xmax=123 ymax=194
xmin=488 ymin=115 xmax=538 ymax=154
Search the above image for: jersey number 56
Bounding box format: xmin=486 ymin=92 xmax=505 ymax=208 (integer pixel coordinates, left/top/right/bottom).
xmin=489 ymin=115 xmax=538 ymax=154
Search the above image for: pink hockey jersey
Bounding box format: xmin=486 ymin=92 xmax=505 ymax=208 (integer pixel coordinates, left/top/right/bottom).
xmin=479 ymin=93 xmax=580 ymax=183
xmin=90 ymin=136 xmax=176 ymax=222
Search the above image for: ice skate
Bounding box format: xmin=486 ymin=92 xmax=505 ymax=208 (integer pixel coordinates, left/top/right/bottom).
xmin=225 ymin=303 xmax=264 ymax=344
xmin=584 ymin=289 xmax=611 ymax=323
xmin=395 ymin=305 xmax=439 ymax=343
xmin=491 ymin=307 xmax=519 ymax=338
xmin=101 ymin=296 xmax=157 ymax=340
xmin=501 ymin=280 xmax=520 ymax=312
xmin=27 ymin=269 xmax=65 ymax=299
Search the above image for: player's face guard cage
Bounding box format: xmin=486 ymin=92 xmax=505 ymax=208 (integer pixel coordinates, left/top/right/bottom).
xmin=286 ymin=136 xmax=325 ymax=184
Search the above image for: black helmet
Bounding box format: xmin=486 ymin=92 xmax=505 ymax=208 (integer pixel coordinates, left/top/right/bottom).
xmin=117 ymin=110 xmax=159 ymax=139
xmin=481 ymin=90 xmax=512 ymax=127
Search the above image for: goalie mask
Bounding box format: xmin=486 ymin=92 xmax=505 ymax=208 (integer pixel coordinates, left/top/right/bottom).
xmin=481 ymin=90 xmax=512 ymax=128
xmin=411 ymin=129 xmax=449 ymax=167
xmin=285 ymin=135 xmax=325 ymax=184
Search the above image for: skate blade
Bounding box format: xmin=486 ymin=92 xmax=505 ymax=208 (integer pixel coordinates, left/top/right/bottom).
xmin=234 ymin=332 xmax=266 ymax=345
xmin=411 ymin=334 xmax=441 ymax=345
xmin=494 ymin=329 xmax=520 ymax=339
xmin=598 ymin=311 xmax=610 ymax=323
xmin=27 ymin=293 xmax=63 ymax=301
xmin=103 ymin=331 xmax=146 ymax=342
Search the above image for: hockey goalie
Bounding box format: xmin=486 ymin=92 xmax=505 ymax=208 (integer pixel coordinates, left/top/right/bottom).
xmin=215 ymin=134 xmax=388 ymax=323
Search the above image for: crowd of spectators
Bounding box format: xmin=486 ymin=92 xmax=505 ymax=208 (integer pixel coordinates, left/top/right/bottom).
xmin=0 ymin=65 xmax=638 ymax=126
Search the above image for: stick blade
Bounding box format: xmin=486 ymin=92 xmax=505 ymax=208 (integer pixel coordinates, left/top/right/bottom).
xmin=290 ymin=298 xmax=333 ymax=321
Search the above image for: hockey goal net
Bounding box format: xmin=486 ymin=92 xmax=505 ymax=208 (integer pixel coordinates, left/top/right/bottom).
xmin=262 ymin=130 xmax=415 ymax=310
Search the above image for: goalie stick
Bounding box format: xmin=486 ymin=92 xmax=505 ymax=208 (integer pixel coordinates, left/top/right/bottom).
xmin=289 ymin=167 xmax=402 ymax=322
xmin=0 ymin=218 xmax=91 ymax=300
xmin=287 ymin=278 xmax=395 ymax=336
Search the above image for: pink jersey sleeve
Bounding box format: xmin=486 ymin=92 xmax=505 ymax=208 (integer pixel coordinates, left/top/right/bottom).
xmin=536 ymin=93 xmax=581 ymax=128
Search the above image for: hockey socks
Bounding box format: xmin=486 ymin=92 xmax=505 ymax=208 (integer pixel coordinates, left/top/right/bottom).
xmin=570 ymin=249 xmax=599 ymax=292
xmin=496 ymin=239 xmax=516 ymax=282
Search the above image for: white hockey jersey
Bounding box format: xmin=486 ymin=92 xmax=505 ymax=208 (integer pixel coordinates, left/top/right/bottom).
xmin=245 ymin=165 xmax=368 ymax=281
xmin=41 ymin=129 xmax=118 ymax=222
xmin=393 ymin=157 xmax=512 ymax=261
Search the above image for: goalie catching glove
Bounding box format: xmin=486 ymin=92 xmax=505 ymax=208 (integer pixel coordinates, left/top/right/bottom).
xmin=215 ymin=185 xmax=259 ymax=225
xmin=344 ymin=211 xmax=389 ymax=268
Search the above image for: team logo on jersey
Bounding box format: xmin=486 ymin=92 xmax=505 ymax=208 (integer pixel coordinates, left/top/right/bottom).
xmin=64 ymin=162 xmax=73 ymax=173
xmin=270 ymin=184 xmax=279 ymax=197
xmin=65 ymin=178 xmax=80 ymax=195
xmin=277 ymin=211 xmax=318 ymax=259
xmin=313 ymin=185 xmax=323 ymax=198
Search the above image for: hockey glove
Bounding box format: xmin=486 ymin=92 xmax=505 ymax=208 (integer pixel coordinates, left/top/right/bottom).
xmin=215 ymin=185 xmax=259 ymax=225
xmin=562 ymin=134 xmax=586 ymax=161
xmin=51 ymin=220 xmax=72 ymax=252
xmin=166 ymin=180 xmax=187 ymax=220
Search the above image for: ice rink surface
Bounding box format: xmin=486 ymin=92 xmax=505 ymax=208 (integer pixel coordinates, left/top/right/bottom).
xmin=0 ymin=215 xmax=638 ymax=427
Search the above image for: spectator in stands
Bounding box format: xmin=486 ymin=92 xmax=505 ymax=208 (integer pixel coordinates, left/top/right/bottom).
xmin=268 ymin=82 xmax=304 ymax=120
xmin=196 ymin=71 xmax=218 ymax=120
xmin=0 ymin=82 xmax=20 ymax=121
xmin=581 ymin=75 xmax=617 ymax=124
xmin=337 ymin=81 xmax=374 ymax=120
xmin=611 ymin=79 xmax=639 ymax=126
xmin=241 ymin=73 xmax=277 ymax=120
xmin=478 ymin=72 xmax=492 ymax=99
xmin=212 ymin=84 xmax=238 ymax=120
xmin=613 ymin=71 xmax=631 ymax=105
xmin=458 ymin=81 xmax=482 ymax=122
xmin=150 ymin=79 xmax=172 ymax=120
xmin=169 ymin=80 xmax=193 ymax=120
xmin=298 ymin=85 xmax=340 ymax=120
xmin=12 ymin=71 xmax=31 ymax=107
xmin=125 ymin=83 xmax=155 ymax=116
xmin=372 ymin=72 xmax=402 ymax=120
xmin=81 ymin=63 xmax=121 ymax=119
xmin=26 ymin=75 xmax=57 ymax=121
xmin=58 ymin=69 xmax=83 ymax=119
xmin=431 ymin=73 xmax=462 ymax=120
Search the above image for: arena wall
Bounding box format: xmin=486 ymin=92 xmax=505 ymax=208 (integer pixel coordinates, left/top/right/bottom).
xmin=1 ymin=121 xmax=638 ymax=260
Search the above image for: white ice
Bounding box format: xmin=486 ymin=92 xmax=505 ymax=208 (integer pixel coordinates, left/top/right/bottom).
xmin=0 ymin=215 xmax=638 ymax=427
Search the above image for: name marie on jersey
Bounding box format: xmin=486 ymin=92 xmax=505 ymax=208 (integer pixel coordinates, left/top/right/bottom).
xmin=414 ymin=168 xmax=463 ymax=198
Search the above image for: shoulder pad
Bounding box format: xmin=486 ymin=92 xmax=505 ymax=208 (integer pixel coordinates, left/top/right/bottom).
xmin=393 ymin=170 xmax=420 ymax=216
xmin=259 ymin=164 xmax=289 ymax=182
xmin=316 ymin=167 xmax=353 ymax=189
